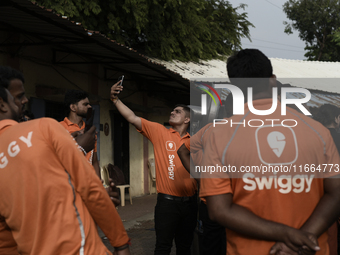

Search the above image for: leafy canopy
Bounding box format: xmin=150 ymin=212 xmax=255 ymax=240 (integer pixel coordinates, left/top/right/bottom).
xmin=283 ymin=0 xmax=340 ymax=61
xmin=32 ymin=0 xmax=253 ymax=61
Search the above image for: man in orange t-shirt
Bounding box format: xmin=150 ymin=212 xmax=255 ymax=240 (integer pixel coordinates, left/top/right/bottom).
xmin=0 ymin=66 xmax=28 ymax=255
xmin=199 ymin=49 xmax=340 ymax=255
xmin=178 ymin=123 xmax=226 ymax=255
xmin=110 ymin=83 xmax=197 ymax=255
xmin=60 ymin=89 xmax=100 ymax=178
xmin=0 ymin=84 xmax=130 ymax=254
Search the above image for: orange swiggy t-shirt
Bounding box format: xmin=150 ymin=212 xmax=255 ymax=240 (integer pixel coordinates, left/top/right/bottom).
xmin=139 ymin=118 xmax=197 ymax=197
xmin=184 ymin=122 xmax=214 ymax=166
xmin=60 ymin=117 xmax=97 ymax=164
xmin=200 ymin=99 xmax=340 ymax=255
xmin=0 ymin=118 xmax=129 ymax=255
xmin=184 ymin=123 xmax=214 ymax=204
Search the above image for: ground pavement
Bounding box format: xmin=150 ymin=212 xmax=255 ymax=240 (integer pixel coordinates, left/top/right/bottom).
xmin=100 ymin=194 xmax=176 ymax=255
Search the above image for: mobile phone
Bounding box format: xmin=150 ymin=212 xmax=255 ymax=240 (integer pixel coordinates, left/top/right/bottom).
xmin=101 ymin=165 xmax=110 ymax=188
xmin=118 ymin=75 xmax=124 ymax=86
xmin=84 ymin=108 xmax=95 ymax=132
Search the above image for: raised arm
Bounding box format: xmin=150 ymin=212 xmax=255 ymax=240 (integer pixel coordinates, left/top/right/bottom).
xmin=110 ymin=81 xmax=142 ymax=131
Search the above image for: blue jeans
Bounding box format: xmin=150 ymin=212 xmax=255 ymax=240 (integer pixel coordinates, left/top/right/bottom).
xmin=154 ymin=194 xmax=198 ymax=255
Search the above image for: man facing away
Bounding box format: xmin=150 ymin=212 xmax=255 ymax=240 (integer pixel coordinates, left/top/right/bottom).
xmin=197 ymin=49 xmax=340 ymax=255
xmin=110 ymin=83 xmax=197 ymax=255
xmin=60 ymin=89 xmax=101 ymax=178
xmin=0 ymin=82 xmax=130 ymax=254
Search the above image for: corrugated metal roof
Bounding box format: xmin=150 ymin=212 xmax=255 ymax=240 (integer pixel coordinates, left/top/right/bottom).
xmin=149 ymin=57 xmax=340 ymax=94
xmin=0 ymin=0 xmax=189 ymax=92
xmin=289 ymin=92 xmax=340 ymax=108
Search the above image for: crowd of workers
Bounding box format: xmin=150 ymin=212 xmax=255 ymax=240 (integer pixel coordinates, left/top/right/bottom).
xmin=0 ymin=48 xmax=340 ymax=255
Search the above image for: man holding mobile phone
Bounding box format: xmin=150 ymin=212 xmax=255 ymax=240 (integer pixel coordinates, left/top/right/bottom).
xmin=110 ymin=77 xmax=198 ymax=255
xmin=60 ymin=90 xmax=100 ymax=178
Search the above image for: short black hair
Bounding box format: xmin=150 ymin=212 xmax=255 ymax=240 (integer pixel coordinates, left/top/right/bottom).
xmin=313 ymin=104 xmax=340 ymax=127
xmin=175 ymin=104 xmax=190 ymax=118
xmin=0 ymin=85 xmax=8 ymax=103
xmin=227 ymin=49 xmax=273 ymax=95
xmin=227 ymin=49 xmax=273 ymax=78
xmin=64 ymin=90 xmax=89 ymax=116
xmin=0 ymin=66 xmax=25 ymax=89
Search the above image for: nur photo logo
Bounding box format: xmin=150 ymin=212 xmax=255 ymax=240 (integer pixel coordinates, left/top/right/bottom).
xmin=197 ymin=83 xmax=223 ymax=115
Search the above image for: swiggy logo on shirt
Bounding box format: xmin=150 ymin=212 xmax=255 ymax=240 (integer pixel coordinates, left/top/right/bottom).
xmin=256 ymin=126 xmax=298 ymax=165
xmin=166 ymin=141 xmax=176 ymax=151
xmin=166 ymin=142 xmax=176 ymax=180
xmin=267 ymin=131 xmax=286 ymax=157
xmin=168 ymin=155 xmax=175 ymax=180
xmin=243 ymin=173 xmax=314 ymax=194
xmin=0 ymin=132 xmax=33 ymax=168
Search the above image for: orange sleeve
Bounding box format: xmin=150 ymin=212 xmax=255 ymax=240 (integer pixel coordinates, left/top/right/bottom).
xmin=138 ymin=118 xmax=165 ymax=143
xmin=199 ymin=128 xmax=232 ymax=198
xmin=41 ymin=118 xmax=129 ymax=247
xmin=184 ymin=139 xmax=190 ymax=151
xmin=0 ymin=217 xmax=19 ymax=255
xmin=190 ymin=123 xmax=213 ymax=154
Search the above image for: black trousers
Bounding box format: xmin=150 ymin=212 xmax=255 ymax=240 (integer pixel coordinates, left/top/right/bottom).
xmin=154 ymin=193 xmax=198 ymax=255
xmin=199 ymin=201 xmax=226 ymax=255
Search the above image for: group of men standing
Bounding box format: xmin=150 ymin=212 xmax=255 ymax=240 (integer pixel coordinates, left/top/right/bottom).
xmin=0 ymin=48 xmax=340 ymax=255
xmin=0 ymin=66 xmax=130 ymax=254
xmin=110 ymin=49 xmax=340 ymax=255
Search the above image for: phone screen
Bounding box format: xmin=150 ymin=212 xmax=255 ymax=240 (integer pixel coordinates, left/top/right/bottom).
xmin=84 ymin=108 xmax=95 ymax=132
xmin=118 ymin=75 xmax=124 ymax=86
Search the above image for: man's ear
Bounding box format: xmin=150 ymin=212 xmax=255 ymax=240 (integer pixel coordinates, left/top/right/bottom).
xmin=184 ymin=117 xmax=190 ymax=124
xmin=335 ymin=115 xmax=340 ymax=125
xmin=269 ymin=74 xmax=277 ymax=88
xmin=70 ymin=103 xmax=77 ymax=112
xmin=0 ymin=97 xmax=7 ymax=113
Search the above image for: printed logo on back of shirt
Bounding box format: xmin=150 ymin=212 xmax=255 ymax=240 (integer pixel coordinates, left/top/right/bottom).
xmin=166 ymin=141 xmax=176 ymax=151
xmin=267 ymin=131 xmax=286 ymax=158
xmin=255 ymin=125 xmax=298 ymax=165
xmin=243 ymin=173 xmax=314 ymax=194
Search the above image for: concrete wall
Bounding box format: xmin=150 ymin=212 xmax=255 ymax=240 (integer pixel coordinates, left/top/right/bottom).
xmin=0 ymin=30 xmax=175 ymax=198
xmin=129 ymin=125 xmax=144 ymax=197
xmin=99 ymin=99 xmax=114 ymax=167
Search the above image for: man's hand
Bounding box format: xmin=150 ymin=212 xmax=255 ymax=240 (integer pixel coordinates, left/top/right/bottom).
xmin=105 ymin=178 xmax=120 ymax=207
xmin=270 ymin=242 xmax=317 ymax=255
xmin=113 ymin=246 xmax=130 ymax=255
xmin=270 ymin=242 xmax=299 ymax=255
xmin=71 ymin=126 xmax=96 ymax=153
xmin=110 ymin=81 xmax=123 ymax=101
xmin=270 ymin=230 xmax=319 ymax=255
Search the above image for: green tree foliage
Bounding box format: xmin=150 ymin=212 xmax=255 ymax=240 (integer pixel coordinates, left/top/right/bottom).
xmin=283 ymin=0 xmax=340 ymax=61
xmin=32 ymin=0 xmax=253 ymax=61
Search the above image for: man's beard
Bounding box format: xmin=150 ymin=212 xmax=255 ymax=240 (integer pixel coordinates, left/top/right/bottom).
xmin=10 ymin=107 xmax=20 ymax=122
xmin=18 ymin=106 xmax=26 ymax=122
xmin=78 ymin=112 xmax=87 ymax=119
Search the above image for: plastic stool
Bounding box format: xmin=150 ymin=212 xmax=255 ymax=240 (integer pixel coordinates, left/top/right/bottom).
xmin=116 ymin=185 xmax=132 ymax=207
